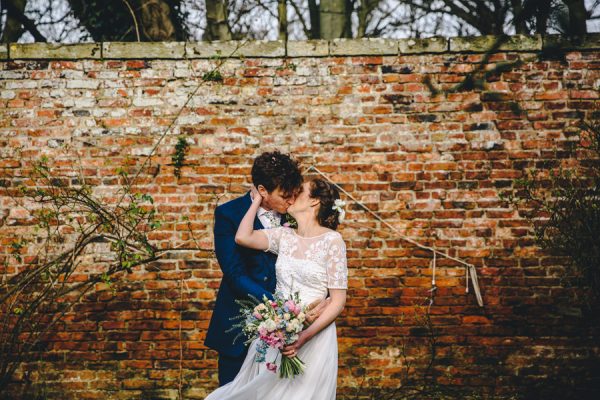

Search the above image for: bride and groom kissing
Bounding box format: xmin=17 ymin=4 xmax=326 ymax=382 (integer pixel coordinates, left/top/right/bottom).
xmin=204 ymin=151 xmax=348 ymax=399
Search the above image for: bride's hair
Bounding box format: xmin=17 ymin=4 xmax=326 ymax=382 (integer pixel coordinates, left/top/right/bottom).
xmin=309 ymin=178 xmax=342 ymax=230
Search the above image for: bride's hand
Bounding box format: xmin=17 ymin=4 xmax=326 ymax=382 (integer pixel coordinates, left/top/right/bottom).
xmin=305 ymin=297 xmax=331 ymax=325
xmin=250 ymin=185 xmax=262 ymax=204
xmin=281 ymin=331 xmax=309 ymax=358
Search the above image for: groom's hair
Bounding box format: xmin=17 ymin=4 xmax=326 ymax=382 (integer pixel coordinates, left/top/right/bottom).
xmin=251 ymin=151 xmax=303 ymax=197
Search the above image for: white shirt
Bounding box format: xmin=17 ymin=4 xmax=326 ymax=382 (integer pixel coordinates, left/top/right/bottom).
xmin=250 ymin=190 xmax=281 ymax=228
xmin=257 ymin=207 xmax=281 ymax=229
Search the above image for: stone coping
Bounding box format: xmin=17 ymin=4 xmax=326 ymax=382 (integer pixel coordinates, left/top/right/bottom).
xmin=2 ymin=34 xmax=600 ymax=60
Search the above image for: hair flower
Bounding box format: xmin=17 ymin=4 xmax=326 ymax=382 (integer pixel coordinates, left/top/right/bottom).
xmin=331 ymin=199 xmax=346 ymax=224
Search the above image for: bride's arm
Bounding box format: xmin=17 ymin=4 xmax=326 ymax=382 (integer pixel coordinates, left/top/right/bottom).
xmin=281 ymin=289 xmax=346 ymax=356
xmin=234 ymin=187 xmax=269 ymax=250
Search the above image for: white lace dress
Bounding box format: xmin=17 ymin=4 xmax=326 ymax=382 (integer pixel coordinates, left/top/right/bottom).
xmin=205 ymin=227 xmax=348 ymax=400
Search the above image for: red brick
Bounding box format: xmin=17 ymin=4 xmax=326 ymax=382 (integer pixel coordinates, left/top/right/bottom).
xmin=1 ymin=46 xmax=598 ymax=400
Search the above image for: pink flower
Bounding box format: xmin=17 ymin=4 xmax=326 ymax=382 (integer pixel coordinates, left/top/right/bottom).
xmin=253 ymin=311 xmax=263 ymax=320
xmin=285 ymin=300 xmax=300 ymax=315
xmin=283 ymin=222 xmax=291 ymax=227
xmin=266 ymin=362 xmax=277 ymax=373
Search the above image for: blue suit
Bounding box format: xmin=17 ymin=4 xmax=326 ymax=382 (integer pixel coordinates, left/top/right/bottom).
xmin=205 ymin=192 xmax=278 ymax=385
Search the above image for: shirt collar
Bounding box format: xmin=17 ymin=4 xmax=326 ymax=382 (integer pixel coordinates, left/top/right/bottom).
xmin=258 ymin=207 xmax=279 ymax=217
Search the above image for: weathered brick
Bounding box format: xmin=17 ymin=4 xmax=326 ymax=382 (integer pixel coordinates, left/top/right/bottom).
xmin=1 ymin=36 xmax=599 ymax=400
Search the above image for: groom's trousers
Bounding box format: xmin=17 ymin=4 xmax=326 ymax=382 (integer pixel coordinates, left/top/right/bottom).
xmin=218 ymin=350 xmax=248 ymax=386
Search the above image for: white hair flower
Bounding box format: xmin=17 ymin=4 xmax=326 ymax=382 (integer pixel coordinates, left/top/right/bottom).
xmin=331 ymin=199 xmax=346 ymax=224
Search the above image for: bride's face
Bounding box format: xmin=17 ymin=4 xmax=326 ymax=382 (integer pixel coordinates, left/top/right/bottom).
xmin=287 ymin=182 xmax=319 ymax=217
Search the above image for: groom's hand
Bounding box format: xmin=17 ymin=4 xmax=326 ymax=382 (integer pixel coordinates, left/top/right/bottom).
xmin=304 ymin=297 xmax=331 ymax=325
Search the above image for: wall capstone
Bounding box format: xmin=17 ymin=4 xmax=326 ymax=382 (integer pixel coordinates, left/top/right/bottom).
xmin=185 ymin=39 xmax=286 ymax=59
xmin=102 ymin=42 xmax=186 ymax=59
xmin=9 ymin=42 xmax=101 ymax=59
xmin=0 ymin=44 xmax=8 ymax=60
xmin=398 ymin=37 xmax=448 ymax=54
xmin=449 ymin=34 xmax=543 ymax=53
xmin=4 ymin=34 xmax=600 ymax=60
xmin=287 ymin=40 xmax=329 ymax=57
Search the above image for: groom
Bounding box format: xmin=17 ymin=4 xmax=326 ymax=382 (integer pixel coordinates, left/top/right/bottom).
xmin=205 ymin=151 xmax=304 ymax=386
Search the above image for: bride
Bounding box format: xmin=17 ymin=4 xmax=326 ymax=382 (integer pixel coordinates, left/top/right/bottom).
xmin=204 ymin=178 xmax=348 ymax=400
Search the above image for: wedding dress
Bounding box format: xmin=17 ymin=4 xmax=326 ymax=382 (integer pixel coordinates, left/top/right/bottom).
xmin=205 ymin=226 xmax=348 ymax=400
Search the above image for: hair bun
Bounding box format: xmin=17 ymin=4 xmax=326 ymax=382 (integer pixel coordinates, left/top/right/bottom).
xmin=309 ymin=178 xmax=342 ymax=230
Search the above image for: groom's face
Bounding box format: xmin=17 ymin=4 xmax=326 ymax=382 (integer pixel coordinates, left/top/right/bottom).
xmin=260 ymin=186 xmax=297 ymax=214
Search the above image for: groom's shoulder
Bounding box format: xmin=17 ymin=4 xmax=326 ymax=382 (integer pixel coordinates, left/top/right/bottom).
xmin=215 ymin=193 xmax=249 ymax=216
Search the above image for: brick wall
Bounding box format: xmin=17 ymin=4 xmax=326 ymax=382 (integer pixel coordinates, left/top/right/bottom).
xmin=1 ymin=35 xmax=600 ymax=399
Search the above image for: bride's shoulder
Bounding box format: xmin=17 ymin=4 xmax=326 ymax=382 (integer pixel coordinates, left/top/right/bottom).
xmin=323 ymin=229 xmax=343 ymax=241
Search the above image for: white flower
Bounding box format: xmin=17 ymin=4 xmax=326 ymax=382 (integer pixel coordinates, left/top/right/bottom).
xmin=286 ymin=319 xmax=302 ymax=332
xmin=332 ymin=199 xmax=346 ymax=224
xmin=262 ymin=319 xmax=277 ymax=332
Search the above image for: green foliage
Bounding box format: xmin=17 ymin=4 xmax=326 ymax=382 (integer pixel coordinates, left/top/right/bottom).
xmin=276 ymin=60 xmax=297 ymax=72
xmin=202 ymin=69 xmax=223 ymax=82
xmin=284 ymin=213 xmax=298 ymax=228
xmin=226 ymin=294 xmax=263 ymax=345
xmin=172 ymin=136 xmax=190 ymax=178
xmin=9 ymin=239 xmax=29 ymax=263
xmin=0 ymin=151 xmax=168 ymax=392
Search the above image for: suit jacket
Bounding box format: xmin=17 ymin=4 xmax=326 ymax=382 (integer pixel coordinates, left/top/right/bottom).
xmin=204 ymin=192 xmax=279 ymax=357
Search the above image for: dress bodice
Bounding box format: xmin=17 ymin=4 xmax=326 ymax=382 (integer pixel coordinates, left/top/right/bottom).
xmin=262 ymin=227 xmax=348 ymax=305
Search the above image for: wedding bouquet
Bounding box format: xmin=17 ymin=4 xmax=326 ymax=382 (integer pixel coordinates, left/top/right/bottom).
xmin=230 ymin=291 xmax=307 ymax=378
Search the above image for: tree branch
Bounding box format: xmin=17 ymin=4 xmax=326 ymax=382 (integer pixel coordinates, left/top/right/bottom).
xmin=4 ymin=0 xmax=48 ymax=42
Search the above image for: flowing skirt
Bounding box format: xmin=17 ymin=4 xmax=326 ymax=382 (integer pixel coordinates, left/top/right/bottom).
xmin=205 ymin=323 xmax=338 ymax=400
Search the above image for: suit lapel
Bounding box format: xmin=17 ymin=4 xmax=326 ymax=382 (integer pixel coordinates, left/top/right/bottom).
xmin=254 ymin=215 xmax=264 ymax=230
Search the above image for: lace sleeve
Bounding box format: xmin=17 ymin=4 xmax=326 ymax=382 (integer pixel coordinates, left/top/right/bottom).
xmin=325 ymin=234 xmax=348 ymax=289
xmin=261 ymin=227 xmax=286 ymax=255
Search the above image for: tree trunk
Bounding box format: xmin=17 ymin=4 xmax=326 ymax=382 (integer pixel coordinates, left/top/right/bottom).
xmin=535 ymin=0 xmax=552 ymax=33
xmin=511 ymin=0 xmax=527 ymax=34
xmin=307 ymin=0 xmax=320 ymax=39
xmin=320 ymin=0 xmax=351 ymax=39
xmin=344 ymin=0 xmax=353 ymax=37
xmin=1 ymin=0 xmax=26 ymax=43
xmin=68 ymin=0 xmax=182 ymax=42
xmin=562 ymin=0 xmax=588 ymax=37
xmin=356 ymin=0 xmax=380 ymax=38
xmin=278 ymin=0 xmax=288 ymax=41
xmin=204 ymin=0 xmax=232 ymax=41
xmin=139 ymin=0 xmax=178 ymax=41
xmin=1 ymin=0 xmax=44 ymax=43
